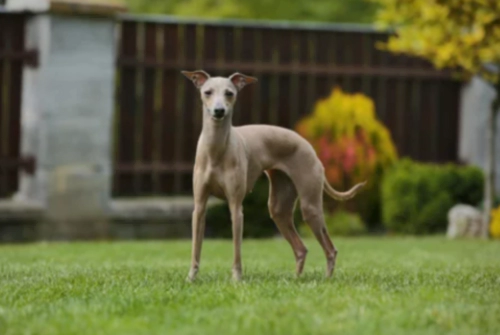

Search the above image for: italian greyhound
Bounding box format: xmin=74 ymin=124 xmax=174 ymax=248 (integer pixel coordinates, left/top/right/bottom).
xmin=182 ymin=70 xmax=366 ymax=282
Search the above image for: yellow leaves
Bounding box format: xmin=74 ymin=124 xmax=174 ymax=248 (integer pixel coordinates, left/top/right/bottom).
xmin=436 ymin=43 xmax=455 ymax=66
xmin=468 ymin=25 xmax=485 ymax=43
xmin=476 ymin=10 xmax=496 ymax=25
xmin=421 ymin=4 xmax=448 ymax=21
xmin=478 ymin=48 xmax=496 ymax=61
xmin=373 ymin=0 xmax=500 ymax=84
xmin=315 ymin=87 xmax=377 ymax=138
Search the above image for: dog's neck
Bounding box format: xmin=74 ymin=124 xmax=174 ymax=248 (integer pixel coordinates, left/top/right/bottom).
xmin=200 ymin=110 xmax=232 ymax=159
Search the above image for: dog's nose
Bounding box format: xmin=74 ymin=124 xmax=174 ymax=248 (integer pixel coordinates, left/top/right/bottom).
xmin=213 ymin=108 xmax=225 ymax=119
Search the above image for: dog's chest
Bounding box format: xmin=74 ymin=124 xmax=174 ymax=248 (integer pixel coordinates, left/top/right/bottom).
xmin=205 ymin=166 xmax=228 ymax=199
xmin=204 ymin=161 xmax=247 ymax=199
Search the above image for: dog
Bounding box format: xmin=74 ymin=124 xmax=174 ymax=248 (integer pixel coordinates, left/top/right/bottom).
xmin=181 ymin=70 xmax=366 ymax=282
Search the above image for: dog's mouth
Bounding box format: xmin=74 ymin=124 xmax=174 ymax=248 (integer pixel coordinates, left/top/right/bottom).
xmin=211 ymin=115 xmax=225 ymax=121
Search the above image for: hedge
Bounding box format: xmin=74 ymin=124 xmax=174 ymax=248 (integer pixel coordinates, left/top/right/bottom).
xmin=381 ymin=159 xmax=484 ymax=234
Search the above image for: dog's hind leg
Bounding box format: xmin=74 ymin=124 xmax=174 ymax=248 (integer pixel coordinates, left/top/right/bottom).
xmin=300 ymin=197 xmax=338 ymax=278
xmin=267 ymin=170 xmax=308 ymax=276
xmin=292 ymin=168 xmax=338 ymax=278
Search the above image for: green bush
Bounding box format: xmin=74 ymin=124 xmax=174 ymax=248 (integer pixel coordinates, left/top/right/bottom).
xmin=381 ymin=158 xmax=484 ymax=234
xmin=205 ymin=175 xmax=277 ymax=238
xmin=299 ymin=210 xmax=367 ymax=237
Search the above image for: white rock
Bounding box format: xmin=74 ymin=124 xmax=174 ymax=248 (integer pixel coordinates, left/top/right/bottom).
xmin=447 ymin=204 xmax=482 ymax=238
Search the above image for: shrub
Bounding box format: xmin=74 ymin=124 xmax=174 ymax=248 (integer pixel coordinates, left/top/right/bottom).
xmin=295 ymin=87 xmax=398 ymax=227
xmin=381 ymin=158 xmax=484 ymax=234
xmin=299 ymin=210 xmax=367 ymax=237
xmin=205 ymin=175 xmax=277 ymax=238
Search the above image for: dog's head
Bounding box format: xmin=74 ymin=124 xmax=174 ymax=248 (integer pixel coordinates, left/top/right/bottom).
xmin=181 ymin=70 xmax=257 ymax=121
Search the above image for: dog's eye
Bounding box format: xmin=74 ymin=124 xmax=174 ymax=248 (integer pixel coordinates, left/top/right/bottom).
xmin=225 ymin=91 xmax=234 ymax=98
xmin=204 ymin=90 xmax=213 ymax=96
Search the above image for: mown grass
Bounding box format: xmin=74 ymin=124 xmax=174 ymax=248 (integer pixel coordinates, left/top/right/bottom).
xmin=1 ymin=237 xmax=499 ymax=335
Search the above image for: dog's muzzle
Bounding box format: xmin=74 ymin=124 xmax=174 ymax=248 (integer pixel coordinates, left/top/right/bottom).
xmin=213 ymin=108 xmax=225 ymax=120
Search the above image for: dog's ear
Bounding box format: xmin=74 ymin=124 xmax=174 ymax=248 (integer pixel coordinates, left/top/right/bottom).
xmin=229 ymin=72 xmax=258 ymax=91
xmin=181 ymin=70 xmax=211 ymax=89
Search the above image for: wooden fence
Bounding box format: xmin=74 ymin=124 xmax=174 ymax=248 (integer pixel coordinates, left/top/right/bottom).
xmin=113 ymin=15 xmax=462 ymax=197
xmin=0 ymin=12 xmax=37 ymax=198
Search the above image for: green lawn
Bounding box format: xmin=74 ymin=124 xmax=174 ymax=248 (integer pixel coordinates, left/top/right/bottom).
xmin=0 ymin=237 xmax=499 ymax=335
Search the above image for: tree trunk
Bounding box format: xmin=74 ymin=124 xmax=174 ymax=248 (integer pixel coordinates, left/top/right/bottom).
xmin=482 ymin=82 xmax=500 ymax=238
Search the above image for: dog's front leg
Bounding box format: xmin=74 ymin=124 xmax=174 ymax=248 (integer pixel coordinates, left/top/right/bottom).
xmin=187 ymin=185 xmax=209 ymax=282
xmin=229 ymin=199 xmax=244 ymax=281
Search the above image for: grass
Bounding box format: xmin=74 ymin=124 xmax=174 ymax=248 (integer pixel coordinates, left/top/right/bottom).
xmin=0 ymin=237 xmax=499 ymax=335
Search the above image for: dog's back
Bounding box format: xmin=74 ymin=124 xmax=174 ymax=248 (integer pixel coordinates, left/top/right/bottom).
xmin=234 ymin=124 xmax=315 ymax=160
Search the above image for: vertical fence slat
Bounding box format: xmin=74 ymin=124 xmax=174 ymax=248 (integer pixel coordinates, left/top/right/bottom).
xmin=325 ymin=33 xmax=334 ymax=94
xmin=232 ymin=26 xmax=243 ymax=126
xmin=0 ymin=15 xmax=11 ymax=196
xmin=132 ymin=23 xmax=145 ymax=195
xmin=115 ymin=21 xmax=137 ymax=196
xmin=361 ymin=34 xmax=372 ymax=96
xmin=203 ymin=25 xmax=217 ymax=64
xmin=376 ymin=76 xmax=387 ymax=124
xmin=182 ymin=24 xmax=198 ymax=193
xmin=289 ymin=30 xmax=300 ymax=128
xmin=194 ymin=24 xmax=204 ymax=133
xmin=431 ymin=80 xmax=441 ymax=161
xmin=238 ymin=28 xmax=256 ymax=126
xmin=410 ymin=79 xmax=421 ymax=160
xmin=440 ymin=80 xmax=459 ymax=162
xmin=259 ymin=28 xmax=273 ymax=124
xmin=341 ymin=33 xmax=353 ymax=91
xmin=316 ymin=31 xmax=331 ymax=101
xmin=174 ymin=24 xmax=187 ymax=193
xmin=448 ymin=82 xmax=460 ymax=162
xmin=6 ymin=15 xmax=24 ymax=194
xmin=385 ymin=78 xmax=398 ymax=151
xmin=306 ymin=31 xmax=316 ymax=114
xmin=152 ymin=24 xmax=163 ymax=194
xmin=178 ymin=24 xmax=199 ymax=193
xmin=352 ymin=32 xmax=364 ymax=67
xmin=139 ymin=22 xmax=157 ymax=194
xmin=396 ymin=78 xmax=406 ymax=155
xmin=160 ymin=24 xmax=178 ymax=194
xmin=0 ymin=17 xmax=5 ymax=128
xmin=270 ymin=29 xmax=280 ymax=125
xmin=250 ymin=29 xmax=262 ymax=124
xmin=420 ymin=80 xmax=433 ymax=161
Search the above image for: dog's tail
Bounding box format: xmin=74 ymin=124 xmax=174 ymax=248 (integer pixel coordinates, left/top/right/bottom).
xmin=323 ymin=178 xmax=367 ymax=201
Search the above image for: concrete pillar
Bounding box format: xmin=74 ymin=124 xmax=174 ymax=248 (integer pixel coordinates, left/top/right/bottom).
xmin=9 ymin=0 xmax=126 ymax=239
xmin=459 ymin=75 xmax=500 ymax=195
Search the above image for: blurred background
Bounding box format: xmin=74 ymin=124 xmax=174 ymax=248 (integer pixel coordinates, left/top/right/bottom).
xmin=0 ymin=0 xmax=498 ymax=242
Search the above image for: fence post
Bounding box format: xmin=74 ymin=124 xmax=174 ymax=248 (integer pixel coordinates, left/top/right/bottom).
xmin=11 ymin=0 xmax=126 ymax=239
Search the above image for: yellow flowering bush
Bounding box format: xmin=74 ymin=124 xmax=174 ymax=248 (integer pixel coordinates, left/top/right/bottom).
xmin=295 ymin=87 xmax=398 ymax=225
xmin=490 ymin=206 xmax=500 ymax=239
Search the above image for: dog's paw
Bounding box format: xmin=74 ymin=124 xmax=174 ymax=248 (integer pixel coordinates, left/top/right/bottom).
xmin=186 ymin=272 xmax=197 ymax=283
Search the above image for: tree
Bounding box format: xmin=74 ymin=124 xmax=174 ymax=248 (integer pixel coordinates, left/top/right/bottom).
xmin=124 ymin=0 xmax=378 ymax=24
xmin=373 ymin=0 xmax=500 ymax=238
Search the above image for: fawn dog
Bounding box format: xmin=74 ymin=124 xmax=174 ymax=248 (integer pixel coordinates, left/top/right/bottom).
xmin=182 ymin=70 xmax=366 ymax=282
